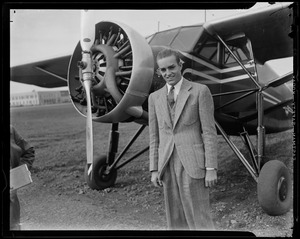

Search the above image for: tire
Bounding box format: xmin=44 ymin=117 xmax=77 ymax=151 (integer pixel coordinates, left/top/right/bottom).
xmin=257 ymin=160 xmax=292 ymax=216
xmin=84 ymin=155 xmax=117 ymax=190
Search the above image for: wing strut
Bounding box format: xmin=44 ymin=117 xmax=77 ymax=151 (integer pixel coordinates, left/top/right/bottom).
xmin=216 ymin=33 xmax=266 ymax=168
xmin=216 ymin=34 xmax=261 ymax=89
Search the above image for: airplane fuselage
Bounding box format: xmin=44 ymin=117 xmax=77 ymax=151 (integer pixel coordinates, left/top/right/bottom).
xmin=147 ymin=25 xmax=293 ymax=135
xmin=66 ymin=3 xmax=293 ymax=136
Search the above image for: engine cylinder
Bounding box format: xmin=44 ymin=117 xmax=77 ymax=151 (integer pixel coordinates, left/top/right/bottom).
xmin=68 ymin=21 xmax=155 ymax=123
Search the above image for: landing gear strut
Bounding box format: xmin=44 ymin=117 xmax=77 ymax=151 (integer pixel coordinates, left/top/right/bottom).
xmin=84 ymin=123 xmax=149 ymax=190
xmin=216 ymin=121 xmax=292 ymax=216
xmin=84 ymin=155 xmax=117 ymax=190
xmin=215 ymin=33 xmax=292 ymax=216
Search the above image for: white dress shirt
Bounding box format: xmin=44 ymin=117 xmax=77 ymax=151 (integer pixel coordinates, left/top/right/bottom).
xmin=166 ymin=77 xmax=184 ymax=102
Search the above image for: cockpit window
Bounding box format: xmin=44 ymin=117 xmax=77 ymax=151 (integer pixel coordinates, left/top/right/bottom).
xmin=170 ymin=26 xmax=203 ymax=52
xmin=224 ymin=38 xmax=251 ymax=66
xmin=195 ymin=38 xmax=219 ymax=64
xmin=148 ymin=28 xmax=179 ymax=46
xmin=193 ymin=33 xmax=252 ymax=68
xmin=148 ymin=26 xmax=203 ymax=52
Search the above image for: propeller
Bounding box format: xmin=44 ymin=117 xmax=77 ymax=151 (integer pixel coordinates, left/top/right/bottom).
xmin=79 ymin=10 xmax=95 ymax=175
xmin=68 ymin=20 xmax=154 ymax=123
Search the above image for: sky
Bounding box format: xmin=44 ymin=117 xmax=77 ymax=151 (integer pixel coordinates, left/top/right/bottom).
xmin=9 ymin=3 xmax=292 ymax=94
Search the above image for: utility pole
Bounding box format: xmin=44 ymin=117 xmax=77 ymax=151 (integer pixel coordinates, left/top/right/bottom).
xmin=158 ymin=21 xmax=160 ymax=32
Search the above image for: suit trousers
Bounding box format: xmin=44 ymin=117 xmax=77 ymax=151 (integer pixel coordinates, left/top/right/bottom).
xmin=162 ymin=147 xmax=215 ymax=230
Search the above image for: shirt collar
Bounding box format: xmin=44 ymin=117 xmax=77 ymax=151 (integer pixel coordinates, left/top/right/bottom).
xmin=166 ymin=77 xmax=183 ymax=94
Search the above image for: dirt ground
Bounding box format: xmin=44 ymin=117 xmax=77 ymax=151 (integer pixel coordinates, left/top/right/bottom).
xmin=8 ymin=103 xmax=295 ymax=236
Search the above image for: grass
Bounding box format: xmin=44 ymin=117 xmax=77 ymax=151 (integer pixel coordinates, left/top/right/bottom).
xmin=9 ymin=103 xmax=294 ymax=234
xmin=10 ymin=102 xmax=293 ymax=181
xmin=10 ymin=103 xmax=148 ymax=172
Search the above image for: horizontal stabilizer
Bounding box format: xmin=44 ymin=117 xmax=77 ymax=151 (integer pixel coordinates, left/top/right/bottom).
xmin=264 ymin=72 xmax=293 ymax=90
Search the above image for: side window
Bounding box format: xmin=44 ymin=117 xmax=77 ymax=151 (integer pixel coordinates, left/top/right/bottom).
xmin=194 ymin=36 xmax=219 ymax=65
xmin=223 ymin=37 xmax=252 ymax=67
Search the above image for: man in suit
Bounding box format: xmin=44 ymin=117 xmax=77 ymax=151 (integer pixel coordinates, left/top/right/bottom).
xmin=149 ymin=48 xmax=218 ymax=230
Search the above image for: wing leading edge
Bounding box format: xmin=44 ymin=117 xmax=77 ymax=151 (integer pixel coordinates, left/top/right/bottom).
xmin=11 ymin=55 xmax=71 ymax=88
xmin=203 ymin=3 xmax=293 ymax=64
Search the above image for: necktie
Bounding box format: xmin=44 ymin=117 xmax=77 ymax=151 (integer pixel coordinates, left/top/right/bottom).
xmin=168 ymin=86 xmax=175 ymax=108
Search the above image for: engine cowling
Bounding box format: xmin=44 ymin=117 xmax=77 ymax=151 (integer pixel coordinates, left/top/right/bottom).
xmin=68 ymin=21 xmax=155 ymax=124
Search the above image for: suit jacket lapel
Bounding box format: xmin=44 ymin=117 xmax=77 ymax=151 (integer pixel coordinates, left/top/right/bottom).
xmin=158 ymin=85 xmax=172 ymax=128
xmin=173 ymin=79 xmax=192 ymax=129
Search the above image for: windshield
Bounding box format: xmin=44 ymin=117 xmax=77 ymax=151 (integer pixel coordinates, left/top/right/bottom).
xmin=149 ymin=25 xmax=203 ymax=52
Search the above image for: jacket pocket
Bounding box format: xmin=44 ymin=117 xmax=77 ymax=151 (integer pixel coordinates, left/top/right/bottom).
xmin=175 ymin=144 xmax=205 ymax=179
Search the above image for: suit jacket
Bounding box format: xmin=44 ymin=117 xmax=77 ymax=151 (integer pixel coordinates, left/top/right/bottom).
xmin=149 ymin=78 xmax=218 ymax=180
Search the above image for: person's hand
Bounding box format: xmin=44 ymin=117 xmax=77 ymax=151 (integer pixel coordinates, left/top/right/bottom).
xmin=151 ymin=171 xmax=162 ymax=187
xmin=205 ymin=169 xmax=217 ymax=188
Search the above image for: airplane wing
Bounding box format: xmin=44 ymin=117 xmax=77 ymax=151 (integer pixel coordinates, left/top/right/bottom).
xmin=204 ymin=3 xmax=293 ymax=64
xmin=10 ymin=55 xmax=71 ymax=88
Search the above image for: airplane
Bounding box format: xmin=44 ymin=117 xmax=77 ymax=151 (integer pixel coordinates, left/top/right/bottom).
xmin=10 ymin=3 xmax=295 ymax=217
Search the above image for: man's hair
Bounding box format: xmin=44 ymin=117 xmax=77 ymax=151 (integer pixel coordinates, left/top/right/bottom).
xmin=156 ymin=48 xmax=181 ymax=64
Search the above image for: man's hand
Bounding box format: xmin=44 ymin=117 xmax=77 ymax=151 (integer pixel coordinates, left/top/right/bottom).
xmin=205 ymin=169 xmax=217 ymax=188
xmin=151 ymin=171 xmax=162 ymax=187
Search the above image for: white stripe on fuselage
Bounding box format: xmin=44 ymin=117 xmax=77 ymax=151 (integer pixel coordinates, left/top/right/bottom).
xmin=183 ymin=68 xmax=250 ymax=84
xmin=180 ymin=51 xmax=254 ymax=74
xmin=180 ymin=51 xmax=283 ymax=105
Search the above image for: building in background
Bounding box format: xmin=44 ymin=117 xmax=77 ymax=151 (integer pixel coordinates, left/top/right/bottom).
xmin=10 ymin=90 xmax=71 ymax=107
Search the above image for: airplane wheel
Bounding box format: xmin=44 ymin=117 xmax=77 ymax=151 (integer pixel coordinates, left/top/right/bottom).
xmin=84 ymin=155 xmax=117 ymax=190
xmin=257 ymin=160 xmax=292 ymax=216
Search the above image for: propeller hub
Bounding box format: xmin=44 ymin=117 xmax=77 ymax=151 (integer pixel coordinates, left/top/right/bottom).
xmin=77 ymin=61 xmax=87 ymax=69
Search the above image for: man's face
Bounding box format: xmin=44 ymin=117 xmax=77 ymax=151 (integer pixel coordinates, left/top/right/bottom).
xmin=157 ymin=55 xmax=182 ymax=86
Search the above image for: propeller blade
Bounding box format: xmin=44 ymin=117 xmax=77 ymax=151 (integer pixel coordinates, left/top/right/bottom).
xmin=82 ymin=77 xmax=94 ymax=167
xmin=80 ymin=9 xmax=95 ymax=174
xmin=80 ymin=10 xmax=95 ymax=52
